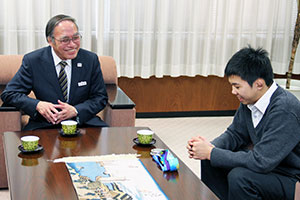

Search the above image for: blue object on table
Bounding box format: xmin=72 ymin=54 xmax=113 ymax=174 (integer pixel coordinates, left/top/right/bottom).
xmin=152 ymin=149 xmax=179 ymax=172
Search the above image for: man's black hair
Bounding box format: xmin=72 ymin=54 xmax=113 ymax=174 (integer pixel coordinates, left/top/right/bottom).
xmin=224 ymin=46 xmax=274 ymax=87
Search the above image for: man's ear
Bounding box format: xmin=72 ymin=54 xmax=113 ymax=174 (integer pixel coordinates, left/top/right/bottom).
xmin=254 ymin=78 xmax=265 ymax=90
xmin=47 ymin=36 xmax=52 ymax=44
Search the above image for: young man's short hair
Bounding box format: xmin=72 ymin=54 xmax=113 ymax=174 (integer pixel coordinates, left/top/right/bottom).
xmin=224 ymin=46 xmax=274 ymax=87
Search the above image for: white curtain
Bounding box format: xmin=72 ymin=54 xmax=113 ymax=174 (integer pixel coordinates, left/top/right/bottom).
xmin=0 ymin=0 xmax=298 ymax=78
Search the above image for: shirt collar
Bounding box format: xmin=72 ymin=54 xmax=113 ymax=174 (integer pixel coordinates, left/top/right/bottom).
xmin=51 ymin=47 xmax=71 ymax=66
xmin=248 ymin=81 xmax=278 ymax=114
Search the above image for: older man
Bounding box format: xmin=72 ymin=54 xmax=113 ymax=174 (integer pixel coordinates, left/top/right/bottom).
xmin=1 ymin=14 xmax=108 ymax=130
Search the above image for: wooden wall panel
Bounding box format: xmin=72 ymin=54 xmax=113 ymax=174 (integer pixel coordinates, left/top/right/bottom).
xmin=118 ymin=76 xmax=240 ymax=113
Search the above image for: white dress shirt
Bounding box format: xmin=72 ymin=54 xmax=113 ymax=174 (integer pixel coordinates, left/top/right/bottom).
xmin=247 ymin=82 xmax=278 ymax=128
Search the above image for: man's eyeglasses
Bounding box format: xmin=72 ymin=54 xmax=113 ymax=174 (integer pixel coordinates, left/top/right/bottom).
xmin=52 ymin=34 xmax=82 ymax=45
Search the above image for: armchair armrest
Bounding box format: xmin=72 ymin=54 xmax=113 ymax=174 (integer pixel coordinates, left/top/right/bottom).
xmin=295 ymin=182 xmax=300 ymax=200
xmin=0 ymin=106 xmax=22 ymax=132
xmin=107 ymin=85 xmax=135 ymax=109
xmin=0 ymin=106 xmax=19 ymax=111
xmin=0 ymin=106 xmax=22 ymax=188
xmin=101 ymin=84 xmax=136 ymax=127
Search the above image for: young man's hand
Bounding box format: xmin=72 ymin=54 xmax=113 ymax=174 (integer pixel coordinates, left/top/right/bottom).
xmin=187 ymin=136 xmax=214 ymax=160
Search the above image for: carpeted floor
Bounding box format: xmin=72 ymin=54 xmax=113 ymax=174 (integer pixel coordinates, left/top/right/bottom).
xmin=0 ymin=188 xmax=9 ymax=199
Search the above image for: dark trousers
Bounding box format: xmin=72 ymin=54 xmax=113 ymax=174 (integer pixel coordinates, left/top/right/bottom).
xmin=201 ymin=160 xmax=297 ymax=200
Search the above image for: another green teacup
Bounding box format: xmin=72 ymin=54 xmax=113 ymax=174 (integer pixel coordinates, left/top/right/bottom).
xmin=21 ymin=136 xmax=39 ymax=151
xmin=137 ymin=130 xmax=154 ymax=144
xmin=61 ymin=120 xmax=77 ymax=134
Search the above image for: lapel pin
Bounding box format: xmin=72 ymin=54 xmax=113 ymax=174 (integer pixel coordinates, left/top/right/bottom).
xmin=77 ymin=63 xmax=82 ymax=67
xmin=78 ymin=81 xmax=87 ymax=87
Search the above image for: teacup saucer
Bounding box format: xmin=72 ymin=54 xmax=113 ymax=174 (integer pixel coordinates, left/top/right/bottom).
xmin=18 ymin=144 xmax=44 ymax=154
xmin=133 ymin=138 xmax=156 ymax=146
xmin=59 ymin=129 xmax=81 ymax=137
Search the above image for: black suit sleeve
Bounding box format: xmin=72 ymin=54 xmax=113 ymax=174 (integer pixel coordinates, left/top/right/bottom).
xmin=1 ymin=56 xmax=40 ymax=118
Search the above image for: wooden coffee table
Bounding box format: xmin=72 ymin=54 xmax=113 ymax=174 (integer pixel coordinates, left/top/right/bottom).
xmin=3 ymin=127 xmax=218 ymax=200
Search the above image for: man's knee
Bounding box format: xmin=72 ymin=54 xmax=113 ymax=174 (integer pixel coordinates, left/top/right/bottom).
xmin=201 ymin=160 xmax=210 ymax=170
xmin=227 ymin=167 xmax=253 ymax=190
xmin=201 ymin=160 xmax=230 ymax=200
xmin=201 ymin=160 xmax=212 ymax=183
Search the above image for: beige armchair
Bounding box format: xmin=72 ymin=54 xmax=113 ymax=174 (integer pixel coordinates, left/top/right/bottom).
xmin=296 ymin=182 xmax=300 ymax=200
xmin=0 ymin=55 xmax=135 ymax=188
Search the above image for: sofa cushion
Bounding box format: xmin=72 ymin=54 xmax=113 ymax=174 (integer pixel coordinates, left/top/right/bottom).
xmin=0 ymin=55 xmax=23 ymax=85
xmin=99 ymin=56 xmax=118 ymax=85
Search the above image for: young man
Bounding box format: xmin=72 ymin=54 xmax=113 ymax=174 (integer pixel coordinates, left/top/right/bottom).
xmin=187 ymin=46 xmax=300 ymax=200
xmin=1 ymin=14 xmax=108 ymax=130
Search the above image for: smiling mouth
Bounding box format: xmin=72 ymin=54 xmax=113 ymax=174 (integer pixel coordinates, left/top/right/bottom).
xmin=66 ymin=49 xmax=76 ymax=52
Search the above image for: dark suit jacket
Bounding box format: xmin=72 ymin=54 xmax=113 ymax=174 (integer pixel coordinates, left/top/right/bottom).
xmin=1 ymin=46 xmax=108 ymax=130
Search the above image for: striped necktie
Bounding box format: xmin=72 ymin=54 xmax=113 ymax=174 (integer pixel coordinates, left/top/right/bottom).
xmin=59 ymin=61 xmax=68 ymax=101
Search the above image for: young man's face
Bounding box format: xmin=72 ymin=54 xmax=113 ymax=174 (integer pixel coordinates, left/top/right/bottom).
xmin=228 ymin=75 xmax=261 ymax=105
xmin=48 ymin=20 xmax=80 ymax=60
